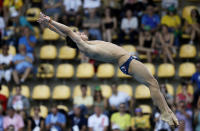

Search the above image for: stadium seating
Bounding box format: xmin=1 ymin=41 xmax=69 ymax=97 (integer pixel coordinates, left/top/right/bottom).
xmin=0 ymin=85 xmax=9 ymax=97
xmin=117 ymin=84 xmax=133 ymax=97
xmin=176 ymin=84 xmax=194 ymax=95
xmin=121 ymin=45 xmax=136 ymax=53
xmin=57 ymin=105 xmax=69 ymax=112
xmin=135 ymin=85 xmax=151 ymax=99
xmin=100 ymin=85 xmax=112 ymax=99
xmin=179 ymin=44 xmax=197 ymax=58
xmin=76 ymin=63 xmax=95 ymax=78
xmin=37 ymin=64 xmax=54 ymax=78
xmin=56 ymin=64 xmax=74 ymax=79
xmin=139 ymin=105 xmax=152 ymax=114
xmin=42 ymin=28 xmax=59 ymax=41
xmin=97 ymin=63 xmax=115 ymax=78
xmin=30 ymin=105 xmax=48 ymax=118
xmin=144 ymin=63 xmax=155 ymax=76
xmin=182 ymin=6 xmax=197 ymax=24
xmin=165 ymin=83 xmax=174 ymax=96
xmin=26 ymin=8 xmax=41 ymax=22
xmin=73 ymin=85 xmax=92 ymax=98
xmin=12 ymin=85 xmax=30 ymax=98
xmin=178 ymin=62 xmax=196 ymax=77
xmin=32 ymin=85 xmax=50 ymax=100
xmin=117 ymin=68 xmax=132 ymax=78
xmin=33 ymin=26 xmax=40 ymax=39
xmin=40 ymin=45 xmax=57 ymax=60
xmin=52 ymin=85 xmax=71 ymax=100
xmin=157 ymin=63 xmax=175 ymax=78
xmin=58 ymin=46 xmax=76 ymax=60
xmin=8 ymin=45 xmax=16 ymax=56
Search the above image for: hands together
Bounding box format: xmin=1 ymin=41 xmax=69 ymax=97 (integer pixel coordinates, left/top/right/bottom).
xmin=37 ymin=12 xmax=51 ymax=26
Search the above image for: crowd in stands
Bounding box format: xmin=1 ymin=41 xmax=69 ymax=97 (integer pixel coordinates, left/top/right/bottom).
xmin=0 ymin=0 xmax=200 ymax=131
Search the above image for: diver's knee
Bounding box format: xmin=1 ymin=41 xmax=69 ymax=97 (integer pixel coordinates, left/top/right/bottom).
xmin=146 ymin=77 xmax=159 ymax=89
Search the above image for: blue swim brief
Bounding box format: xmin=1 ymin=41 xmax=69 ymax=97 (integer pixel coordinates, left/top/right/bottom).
xmin=119 ymin=56 xmax=138 ymax=75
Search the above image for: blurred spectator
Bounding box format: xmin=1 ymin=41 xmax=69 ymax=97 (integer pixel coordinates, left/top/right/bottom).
xmin=93 ymin=86 xmax=108 ymax=112
xmin=111 ymin=103 xmax=131 ymax=131
xmin=83 ymin=0 xmax=101 ymax=10
xmin=88 ymin=105 xmax=109 ymax=131
xmin=83 ymin=9 xmax=102 ymax=40
xmin=157 ymin=24 xmax=175 ymax=63
xmin=45 ymin=104 xmax=66 ymax=131
xmin=0 ymin=44 xmax=13 ymax=84
xmin=102 ymin=0 xmax=121 ymax=17
xmin=27 ymin=106 xmax=45 ymax=131
xmin=0 ymin=93 xmax=7 ymax=112
xmin=141 ymin=4 xmax=160 ymax=32
xmin=0 ymin=10 xmax=5 ymax=38
xmin=161 ymin=0 xmax=178 ymax=9
xmin=154 ymin=111 xmax=171 ymax=131
xmin=68 ymin=105 xmax=87 ymax=131
xmin=31 ymin=0 xmax=43 ymax=8
xmin=175 ymin=101 xmax=193 ymax=131
xmin=190 ymin=9 xmax=200 ymax=44
xmin=137 ymin=27 xmax=155 ymax=63
xmin=18 ymin=27 xmax=36 ymax=54
xmin=131 ymin=107 xmax=150 ymax=131
xmin=109 ymin=84 xmax=131 ymax=112
xmin=160 ymin=84 xmax=174 ymax=106
xmin=0 ymin=105 xmax=3 ymax=131
xmin=3 ymin=107 xmax=24 ymax=131
xmin=102 ymin=7 xmax=117 ymax=42
xmin=73 ymin=84 xmax=94 ymax=112
xmin=119 ymin=9 xmax=138 ymax=44
xmin=161 ymin=6 xmax=181 ymax=31
xmin=176 ymin=82 xmax=193 ymax=109
xmin=194 ymin=96 xmax=200 ymax=131
xmin=43 ymin=0 xmax=62 ymax=21
xmin=7 ymin=85 xmax=30 ymax=112
xmin=12 ymin=44 xmax=34 ymax=84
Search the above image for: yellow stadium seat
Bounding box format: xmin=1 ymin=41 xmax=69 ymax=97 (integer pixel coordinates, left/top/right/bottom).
xmin=30 ymin=105 xmax=48 ymax=118
xmin=0 ymin=49 xmax=2 ymax=54
xmin=135 ymin=85 xmax=151 ymax=99
xmin=40 ymin=45 xmax=57 ymax=60
xmin=176 ymin=84 xmax=194 ymax=95
xmin=117 ymin=84 xmax=133 ymax=97
xmin=57 ymin=105 xmax=69 ymax=112
xmin=56 ymin=64 xmax=74 ymax=79
xmin=178 ymin=62 xmax=196 ymax=77
xmin=139 ymin=105 xmax=152 ymax=114
xmin=97 ymin=64 xmax=115 ymax=78
xmin=42 ymin=28 xmax=59 ymax=41
xmin=121 ymin=45 xmax=136 ymax=53
xmin=117 ymin=68 xmax=132 ymax=78
xmin=76 ymin=63 xmax=95 ymax=78
xmin=37 ymin=64 xmax=54 ymax=78
xmin=52 ymin=85 xmax=71 ymax=100
xmin=33 ymin=26 xmax=40 ymax=39
xmin=70 ymin=26 xmax=79 ymax=32
xmin=100 ymin=85 xmax=112 ymax=99
xmin=179 ymin=44 xmax=196 ymax=58
xmin=158 ymin=63 xmax=175 ymax=78
xmin=12 ymin=85 xmax=30 ymax=98
xmin=139 ymin=54 xmax=147 ymax=60
xmin=182 ymin=6 xmax=198 ymax=24
xmin=165 ymin=84 xmax=174 ymax=96
xmin=73 ymin=85 xmax=91 ymax=98
xmin=32 ymin=85 xmax=50 ymax=100
xmin=58 ymin=46 xmax=76 ymax=60
xmin=182 ymin=34 xmax=191 ymax=39
xmin=144 ymin=63 xmax=155 ymax=76
xmin=8 ymin=45 xmax=16 ymax=56
xmin=26 ymin=8 xmax=41 ymax=22
xmin=0 ymin=85 xmax=9 ymax=97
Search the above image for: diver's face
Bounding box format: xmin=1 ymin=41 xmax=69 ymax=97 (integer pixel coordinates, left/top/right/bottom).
xmin=77 ymin=32 xmax=88 ymax=41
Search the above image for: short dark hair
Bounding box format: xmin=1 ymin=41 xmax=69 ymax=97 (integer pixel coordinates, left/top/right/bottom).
xmin=80 ymin=84 xmax=87 ymax=89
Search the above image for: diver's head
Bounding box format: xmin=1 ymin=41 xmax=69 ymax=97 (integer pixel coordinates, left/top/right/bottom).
xmin=76 ymin=31 xmax=88 ymax=41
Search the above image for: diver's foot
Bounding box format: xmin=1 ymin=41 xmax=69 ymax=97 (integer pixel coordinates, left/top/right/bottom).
xmin=161 ymin=110 xmax=179 ymax=128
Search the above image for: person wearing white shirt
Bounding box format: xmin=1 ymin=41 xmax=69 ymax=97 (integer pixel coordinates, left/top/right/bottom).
xmin=63 ymin=0 xmax=82 ymax=14
xmin=161 ymin=0 xmax=178 ymax=9
xmin=120 ymin=9 xmax=138 ymax=44
xmin=88 ymin=105 xmax=109 ymax=131
xmin=154 ymin=112 xmax=171 ymax=131
xmin=0 ymin=44 xmax=13 ymax=83
xmin=83 ymin=0 xmax=101 ymax=9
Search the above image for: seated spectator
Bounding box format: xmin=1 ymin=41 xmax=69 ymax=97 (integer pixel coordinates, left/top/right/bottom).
xmin=18 ymin=26 xmax=36 ymax=54
xmin=45 ymin=104 xmax=66 ymax=131
xmin=157 ymin=24 xmax=175 ymax=63
xmin=161 ymin=0 xmax=178 ymax=9
xmin=0 ymin=10 xmax=5 ymax=37
xmin=12 ymin=44 xmax=34 ymax=84
xmin=83 ymin=9 xmax=102 ymax=40
xmin=73 ymin=84 xmax=94 ymax=112
xmin=119 ymin=9 xmax=138 ymax=44
xmin=137 ymin=27 xmax=156 ymax=63
xmin=154 ymin=111 xmax=171 ymax=131
xmin=88 ymin=105 xmax=109 ymax=131
xmin=194 ymin=96 xmax=200 ymax=131
xmin=190 ymin=9 xmax=200 ymax=44
xmin=0 ymin=105 xmax=3 ymax=131
xmin=131 ymin=107 xmax=150 ymax=131
xmin=27 ymin=106 xmax=45 ymax=131
xmin=3 ymin=107 xmax=24 ymax=131
xmin=176 ymin=82 xmax=193 ymax=109
xmin=160 ymin=84 xmax=174 ymax=106
xmin=102 ymin=7 xmax=117 ymax=42
xmin=102 ymin=0 xmax=121 ymax=17
xmin=93 ymin=86 xmax=108 ymax=112
xmin=7 ymin=85 xmax=30 ymax=112
xmin=141 ymin=4 xmax=160 ymax=32
xmin=68 ymin=105 xmax=87 ymax=131
xmin=111 ymin=103 xmax=131 ymax=131
xmin=175 ymin=101 xmax=193 ymax=131
xmin=109 ymin=84 xmax=132 ymax=112
xmin=161 ymin=6 xmax=181 ymax=31
xmin=0 ymin=44 xmax=13 ymax=84
xmin=0 ymin=93 xmax=8 ymax=112
xmin=43 ymin=0 xmax=62 ymax=21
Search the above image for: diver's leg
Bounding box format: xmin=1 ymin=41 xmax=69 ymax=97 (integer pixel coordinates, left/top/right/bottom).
xmin=128 ymin=59 xmax=179 ymax=126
